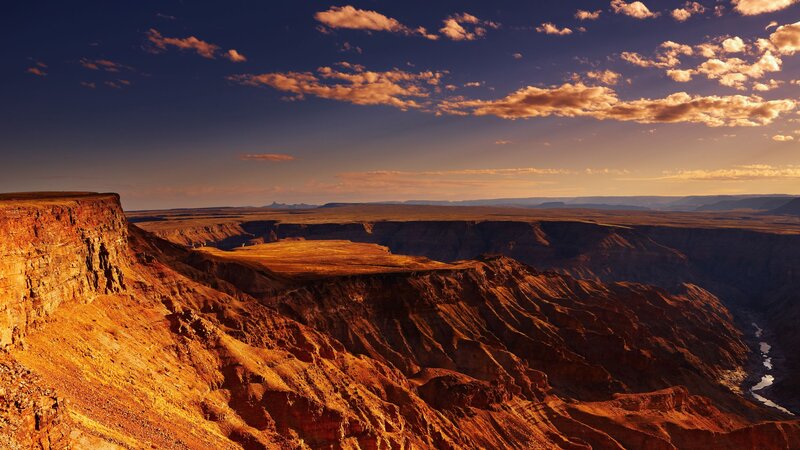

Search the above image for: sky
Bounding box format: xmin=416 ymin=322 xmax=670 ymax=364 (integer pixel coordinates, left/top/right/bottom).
xmin=3 ymin=0 xmax=800 ymax=209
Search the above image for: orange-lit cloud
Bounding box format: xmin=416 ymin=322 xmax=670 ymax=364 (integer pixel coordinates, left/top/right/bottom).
xmin=661 ymin=165 xmax=800 ymax=180
xmin=753 ymin=79 xmax=783 ymax=90
xmin=772 ymin=134 xmax=794 ymax=141
xmin=146 ymin=29 xmax=219 ymax=58
xmin=674 ymin=51 xmax=783 ymax=89
xmin=622 ymin=41 xmax=694 ymax=68
xmin=321 ymin=167 xmax=629 ymax=197
xmin=223 ymin=49 xmax=247 ymax=63
xmin=576 ymin=9 xmax=602 ymax=20
xmin=26 ymin=67 xmax=46 ymax=76
xmin=770 ymin=21 xmax=800 ymax=54
xmin=439 ymin=12 xmax=499 ymax=41
xmin=440 ymin=82 xmax=796 ymax=127
xmin=672 ymin=2 xmax=705 ymax=21
xmin=315 ymin=5 xmax=438 ymax=39
xmin=586 ymin=69 xmax=622 ymax=85
xmin=146 ymin=29 xmax=245 ymax=62
xmin=722 ymin=37 xmax=746 ymax=52
xmin=79 ymin=58 xmax=131 ymax=72
xmin=536 ymin=23 xmax=573 ymax=35
xmin=733 ymin=0 xmax=798 ymax=15
xmin=228 ymin=63 xmax=445 ymax=110
xmin=239 ymin=153 xmax=296 ymax=162
xmin=623 ymin=31 xmax=790 ymax=90
xmin=611 ymin=0 xmax=660 ymax=19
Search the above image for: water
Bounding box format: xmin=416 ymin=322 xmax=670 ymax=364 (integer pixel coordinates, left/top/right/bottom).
xmin=749 ymin=322 xmax=794 ymax=415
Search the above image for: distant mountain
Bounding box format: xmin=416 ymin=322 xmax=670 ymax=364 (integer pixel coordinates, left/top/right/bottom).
xmin=770 ymin=197 xmax=800 ymax=216
xmin=695 ymin=197 xmax=794 ymax=212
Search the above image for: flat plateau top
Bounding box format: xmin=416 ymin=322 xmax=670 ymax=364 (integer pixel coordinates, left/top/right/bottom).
xmin=0 ymin=192 xmax=118 ymax=204
xmin=198 ymin=240 xmax=474 ymax=278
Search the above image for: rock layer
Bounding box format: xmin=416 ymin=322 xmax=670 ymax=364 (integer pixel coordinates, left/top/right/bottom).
xmin=0 ymin=193 xmax=127 ymax=348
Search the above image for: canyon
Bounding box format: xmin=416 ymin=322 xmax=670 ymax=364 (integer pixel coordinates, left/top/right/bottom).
xmin=0 ymin=193 xmax=799 ymax=449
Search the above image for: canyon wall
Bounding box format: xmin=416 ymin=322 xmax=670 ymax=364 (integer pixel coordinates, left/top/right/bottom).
xmin=0 ymin=194 xmax=128 ymax=348
xmin=144 ymin=217 xmax=800 ymax=412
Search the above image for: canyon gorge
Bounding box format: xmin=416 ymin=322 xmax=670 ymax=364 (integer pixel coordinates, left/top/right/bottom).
xmin=0 ymin=193 xmax=799 ymax=449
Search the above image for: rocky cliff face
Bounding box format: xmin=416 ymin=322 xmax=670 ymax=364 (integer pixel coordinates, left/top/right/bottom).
xmin=0 ymin=194 xmax=128 ymax=348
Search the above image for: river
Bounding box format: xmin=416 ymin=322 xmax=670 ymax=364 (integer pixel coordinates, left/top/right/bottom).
xmin=749 ymin=322 xmax=794 ymax=415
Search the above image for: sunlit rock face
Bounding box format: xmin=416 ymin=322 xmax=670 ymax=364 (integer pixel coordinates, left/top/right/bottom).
xmin=0 ymin=193 xmax=128 ymax=348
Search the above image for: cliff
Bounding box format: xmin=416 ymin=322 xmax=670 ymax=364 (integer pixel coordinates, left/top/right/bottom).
xmin=0 ymin=193 xmax=127 ymax=348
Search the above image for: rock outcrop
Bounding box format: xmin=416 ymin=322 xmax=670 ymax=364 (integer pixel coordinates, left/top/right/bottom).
xmin=0 ymin=193 xmax=128 ymax=348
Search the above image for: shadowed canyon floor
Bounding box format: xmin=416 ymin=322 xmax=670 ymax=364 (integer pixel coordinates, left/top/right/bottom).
xmin=1 ymin=194 xmax=799 ymax=448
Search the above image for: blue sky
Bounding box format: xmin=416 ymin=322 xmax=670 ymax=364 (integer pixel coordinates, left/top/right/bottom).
xmin=3 ymin=0 xmax=800 ymax=209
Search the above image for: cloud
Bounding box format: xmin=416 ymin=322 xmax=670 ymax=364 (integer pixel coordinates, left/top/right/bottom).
xmin=79 ymin=58 xmax=131 ymax=72
xmin=611 ymin=0 xmax=660 ymax=19
xmin=621 ymin=41 xmax=694 ymax=68
xmin=770 ymin=21 xmax=800 ymax=54
xmin=239 ymin=153 xmax=296 ymax=162
xmin=722 ymin=36 xmax=746 ymax=52
xmin=753 ymin=78 xmax=783 ymax=90
xmin=312 ymin=166 xmax=627 ymax=198
xmin=26 ymin=67 xmax=46 ymax=76
xmin=732 ymin=0 xmax=798 ymax=15
xmin=772 ymin=134 xmax=795 ymax=141
xmin=576 ymin=9 xmax=602 ymax=20
xmin=624 ymin=33 xmax=788 ymax=90
xmin=661 ymin=164 xmax=800 ymax=180
xmin=586 ymin=69 xmax=622 ymax=85
xmin=696 ymin=52 xmax=781 ymax=88
xmin=146 ymin=29 xmax=219 ymax=58
xmin=223 ymin=49 xmax=247 ymax=63
xmin=228 ymin=63 xmax=445 ymax=110
xmin=104 ymin=80 xmax=128 ymax=89
xmin=439 ymin=82 xmax=796 ymax=127
xmin=494 ymin=140 xmax=513 ymax=145
xmin=146 ymin=29 xmax=246 ymax=61
xmin=512 ymin=52 xmax=523 ymax=59
xmin=667 ymin=51 xmax=782 ymax=89
xmin=666 ymin=69 xmax=694 ymax=82
xmin=80 ymin=81 xmax=96 ymax=89
xmin=340 ymin=42 xmax=362 ymax=53
xmin=672 ymin=2 xmax=706 ymax=21
xmin=536 ymin=23 xmax=573 ymax=35
xmin=439 ymin=12 xmax=499 ymax=41
xmin=315 ymin=5 xmax=438 ymax=39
